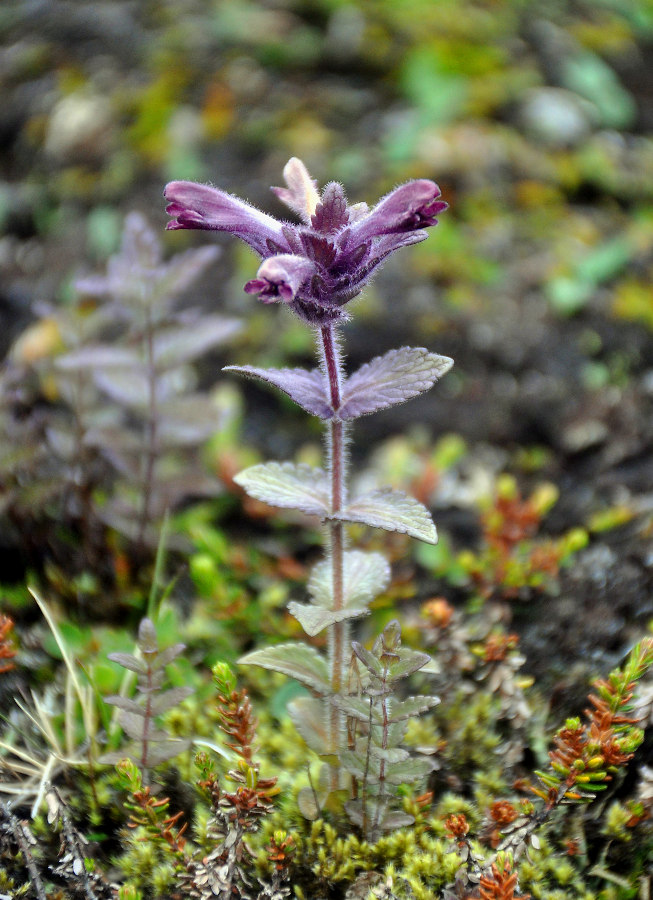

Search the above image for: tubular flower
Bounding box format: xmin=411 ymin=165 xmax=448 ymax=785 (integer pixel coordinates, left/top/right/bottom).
xmin=164 ymin=158 xmax=447 ymax=325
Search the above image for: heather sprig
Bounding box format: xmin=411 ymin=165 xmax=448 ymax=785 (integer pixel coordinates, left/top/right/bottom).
xmin=165 ymin=159 xmax=452 ymax=817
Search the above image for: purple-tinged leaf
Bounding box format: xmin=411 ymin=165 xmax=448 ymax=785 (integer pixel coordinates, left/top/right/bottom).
xmin=104 ymin=695 xmax=145 ymax=715
xmin=224 ymin=365 xmax=332 ymax=419
xmin=239 ymin=643 xmax=330 ymax=694
xmin=153 ymin=316 xmax=241 ymax=369
xmin=287 ymin=601 xmax=369 ymax=636
xmin=149 ymin=642 xmax=186 ymax=670
xmin=338 ymin=348 xmax=453 ymax=420
xmin=234 ymin=462 xmax=329 ymax=516
xmin=377 ymin=810 xmax=415 ymax=830
xmin=156 ymin=395 xmax=222 ymax=446
xmin=107 ymin=652 xmax=146 ymax=674
xmin=93 ymin=366 xmax=193 ymax=408
xmin=142 ymin=739 xmax=191 ymax=766
xmin=334 ymin=489 xmax=437 ymax=544
xmin=158 ymin=246 xmax=221 ymax=300
xmin=150 ymin=686 xmax=193 ymax=716
xmin=308 ymin=551 xmax=390 ymax=610
xmin=118 ymin=711 xmax=169 ymax=742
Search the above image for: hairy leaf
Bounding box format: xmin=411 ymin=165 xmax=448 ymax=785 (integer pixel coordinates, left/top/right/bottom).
xmin=335 ymin=489 xmax=437 ymax=544
xmin=224 ymin=365 xmax=332 ymax=419
xmin=352 ymin=642 xmax=385 ymax=677
xmin=342 ymin=749 xmax=431 ymax=784
xmin=334 ymin=694 xmax=439 ymax=723
xmin=308 ymin=551 xmax=390 ymax=610
xmin=332 ymin=695 xmax=374 ymax=723
xmin=287 ymin=601 xmax=369 ymax=636
xmin=383 ymin=757 xmax=434 ymax=784
xmin=385 ymin=695 xmax=440 ymax=721
xmin=368 ymin=746 xmax=409 ymax=763
xmin=339 ymin=748 xmax=370 ymax=781
xmin=338 ymin=348 xmax=453 ymax=420
xmin=388 ymin=648 xmax=433 ymax=681
xmin=287 ymin=696 xmax=328 ymax=754
xmin=239 ymin=643 xmax=330 ymax=694
xmin=234 ymin=462 xmax=329 ymax=516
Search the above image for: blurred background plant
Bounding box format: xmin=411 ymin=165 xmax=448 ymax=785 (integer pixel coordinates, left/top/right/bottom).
xmin=1 ymin=0 xmax=653 ymax=897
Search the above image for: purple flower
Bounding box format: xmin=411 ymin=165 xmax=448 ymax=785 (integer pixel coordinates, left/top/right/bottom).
xmin=165 ymin=158 xmax=447 ymax=325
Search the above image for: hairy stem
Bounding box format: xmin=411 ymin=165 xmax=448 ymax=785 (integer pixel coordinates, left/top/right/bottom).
xmin=320 ymin=324 xmax=347 ymax=785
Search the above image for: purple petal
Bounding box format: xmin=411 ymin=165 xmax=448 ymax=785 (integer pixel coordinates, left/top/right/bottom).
xmin=244 ymin=254 xmax=316 ymax=304
xmin=349 ymin=180 xmax=447 ymax=244
xmin=164 ymin=181 xmax=288 ymax=257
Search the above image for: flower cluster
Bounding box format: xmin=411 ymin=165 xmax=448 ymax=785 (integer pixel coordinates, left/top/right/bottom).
xmin=165 ymin=158 xmax=447 ymax=325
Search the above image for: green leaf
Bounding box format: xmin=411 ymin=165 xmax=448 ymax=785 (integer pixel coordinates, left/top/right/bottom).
xmin=239 ymin=643 xmax=330 ymax=694
xmin=287 ymin=601 xmax=369 ymax=637
xmin=383 ymin=757 xmax=433 ymax=785
xmin=339 ymin=748 xmax=370 ymax=780
xmin=352 ymin=642 xmax=384 ymax=677
xmin=340 ymin=749 xmax=430 ymax=784
xmin=287 ymin=696 xmax=328 ymax=754
xmin=334 ymin=489 xmax=437 ymax=544
xmin=308 ymin=551 xmax=391 ymax=610
xmin=334 ymin=694 xmax=440 ymax=724
xmin=388 ymin=648 xmax=432 ymax=681
xmin=233 ymin=462 xmax=329 ymax=516
xmin=368 ymin=746 xmax=409 ymax=764
xmin=385 ymin=695 xmax=440 ymax=721
xmin=332 ymin=695 xmax=373 ymax=723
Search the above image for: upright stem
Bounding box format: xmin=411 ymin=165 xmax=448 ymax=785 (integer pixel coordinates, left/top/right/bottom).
xmin=137 ymin=301 xmax=157 ymax=554
xmin=320 ymin=324 xmax=347 ymax=781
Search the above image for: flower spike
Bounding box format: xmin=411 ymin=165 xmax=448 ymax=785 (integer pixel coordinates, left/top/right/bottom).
xmin=164 ymin=160 xmax=447 ymax=325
